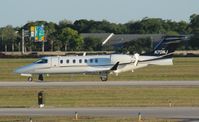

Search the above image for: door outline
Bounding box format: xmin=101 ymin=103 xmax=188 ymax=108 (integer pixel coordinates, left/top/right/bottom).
xmin=51 ymin=57 xmax=59 ymax=67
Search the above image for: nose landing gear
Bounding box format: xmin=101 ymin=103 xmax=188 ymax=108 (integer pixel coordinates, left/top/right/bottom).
xmin=38 ymin=74 xmax=44 ymax=81
xmin=27 ymin=77 xmax=33 ymax=82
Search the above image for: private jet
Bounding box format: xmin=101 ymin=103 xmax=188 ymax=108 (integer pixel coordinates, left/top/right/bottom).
xmin=15 ymin=36 xmax=184 ymax=81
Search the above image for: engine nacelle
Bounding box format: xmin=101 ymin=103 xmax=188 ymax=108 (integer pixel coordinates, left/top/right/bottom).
xmin=110 ymin=54 xmax=132 ymax=64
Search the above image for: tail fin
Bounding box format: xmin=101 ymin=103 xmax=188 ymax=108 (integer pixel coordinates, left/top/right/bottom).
xmin=152 ymin=36 xmax=185 ymax=56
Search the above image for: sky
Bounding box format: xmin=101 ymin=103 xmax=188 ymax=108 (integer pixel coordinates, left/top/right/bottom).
xmin=0 ymin=0 xmax=199 ymax=27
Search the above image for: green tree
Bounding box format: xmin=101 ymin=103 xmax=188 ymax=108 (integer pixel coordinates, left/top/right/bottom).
xmin=126 ymin=18 xmax=190 ymax=35
xmin=0 ymin=25 xmax=17 ymax=52
xmin=176 ymin=21 xmax=190 ymax=34
xmin=74 ymin=19 xmax=127 ymax=34
xmin=83 ymin=37 xmax=102 ymax=51
xmin=59 ymin=19 xmax=73 ymax=28
xmin=73 ymin=19 xmax=91 ymax=33
xmin=45 ymin=22 xmax=57 ymax=51
xmin=189 ymin=14 xmax=199 ymax=49
xmin=58 ymin=27 xmax=83 ymax=51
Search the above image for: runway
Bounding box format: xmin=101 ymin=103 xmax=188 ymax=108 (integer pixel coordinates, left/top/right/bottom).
xmin=0 ymin=81 xmax=198 ymax=120
xmin=0 ymin=81 xmax=199 ymax=87
xmin=0 ymin=107 xmax=198 ymax=119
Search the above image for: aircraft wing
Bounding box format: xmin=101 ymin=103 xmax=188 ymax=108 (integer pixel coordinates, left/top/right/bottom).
xmin=110 ymin=62 xmax=119 ymax=71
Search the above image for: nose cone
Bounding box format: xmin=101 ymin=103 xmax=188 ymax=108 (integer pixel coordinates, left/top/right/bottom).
xmin=15 ymin=67 xmax=25 ymax=74
xmin=15 ymin=64 xmax=34 ymax=74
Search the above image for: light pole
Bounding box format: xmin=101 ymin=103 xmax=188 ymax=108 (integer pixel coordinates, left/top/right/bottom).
xmin=151 ymin=36 xmax=153 ymax=52
xmin=22 ymin=29 xmax=25 ymax=55
xmin=1 ymin=33 xmax=3 ymax=52
xmin=42 ymin=41 xmax=45 ymax=53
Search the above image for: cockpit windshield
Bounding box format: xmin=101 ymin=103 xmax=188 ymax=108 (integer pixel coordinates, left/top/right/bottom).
xmin=35 ymin=59 xmax=48 ymax=64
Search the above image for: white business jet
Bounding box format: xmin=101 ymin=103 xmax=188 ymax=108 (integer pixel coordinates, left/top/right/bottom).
xmin=15 ymin=36 xmax=183 ymax=81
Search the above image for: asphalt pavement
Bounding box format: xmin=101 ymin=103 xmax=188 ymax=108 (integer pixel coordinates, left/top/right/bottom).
xmin=0 ymin=81 xmax=199 ymax=87
xmin=0 ymin=107 xmax=198 ymax=119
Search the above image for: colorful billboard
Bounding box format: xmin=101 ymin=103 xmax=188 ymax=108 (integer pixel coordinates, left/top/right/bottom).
xmin=30 ymin=25 xmax=45 ymax=42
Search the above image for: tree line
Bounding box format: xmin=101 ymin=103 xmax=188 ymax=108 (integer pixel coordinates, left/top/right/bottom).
xmin=0 ymin=14 xmax=199 ymax=53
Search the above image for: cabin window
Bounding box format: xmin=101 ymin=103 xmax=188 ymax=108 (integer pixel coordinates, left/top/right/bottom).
xmin=73 ymin=59 xmax=76 ymax=63
xmin=84 ymin=59 xmax=87 ymax=63
xmin=60 ymin=60 xmax=63 ymax=64
xmin=66 ymin=60 xmax=69 ymax=63
xmin=95 ymin=59 xmax=98 ymax=63
xmin=90 ymin=59 xmax=93 ymax=63
xmin=35 ymin=59 xmax=48 ymax=64
xmin=79 ymin=59 xmax=82 ymax=63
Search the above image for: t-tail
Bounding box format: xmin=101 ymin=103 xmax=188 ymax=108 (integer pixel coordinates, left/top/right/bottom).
xmin=152 ymin=35 xmax=185 ymax=56
xmin=139 ymin=36 xmax=186 ymax=66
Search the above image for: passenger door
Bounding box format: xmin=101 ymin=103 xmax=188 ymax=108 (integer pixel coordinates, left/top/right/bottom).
xmin=51 ymin=57 xmax=59 ymax=67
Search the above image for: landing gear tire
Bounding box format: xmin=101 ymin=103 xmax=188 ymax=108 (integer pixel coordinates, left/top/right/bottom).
xmin=100 ymin=72 xmax=108 ymax=81
xmin=27 ymin=77 xmax=33 ymax=82
xmin=100 ymin=76 xmax=108 ymax=81
xmin=38 ymin=74 xmax=44 ymax=81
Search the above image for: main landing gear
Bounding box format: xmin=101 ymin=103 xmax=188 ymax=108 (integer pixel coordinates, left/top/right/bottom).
xmin=100 ymin=72 xmax=108 ymax=81
xmin=38 ymin=74 xmax=44 ymax=81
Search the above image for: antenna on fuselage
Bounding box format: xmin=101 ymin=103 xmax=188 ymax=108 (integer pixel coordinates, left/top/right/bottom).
xmin=102 ymin=33 xmax=114 ymax=46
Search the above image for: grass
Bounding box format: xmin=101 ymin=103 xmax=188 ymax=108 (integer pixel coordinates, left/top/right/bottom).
xmin=0 ymin=116 xmax=179 ymax=122
xmin=0 ymin=57 xmax=199 ymax=81
xmin=0 ymin=57 xmax=198 ymax=121
xmin=0 ymin=87 xmax=198 ymax=108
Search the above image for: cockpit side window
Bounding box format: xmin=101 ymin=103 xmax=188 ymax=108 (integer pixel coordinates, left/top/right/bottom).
xmin=35 ymin=59 xmax=48 ymax=64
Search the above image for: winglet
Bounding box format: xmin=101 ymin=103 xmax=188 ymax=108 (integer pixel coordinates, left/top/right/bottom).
xmin=110 ymin=62 xmax=119 ymax=71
